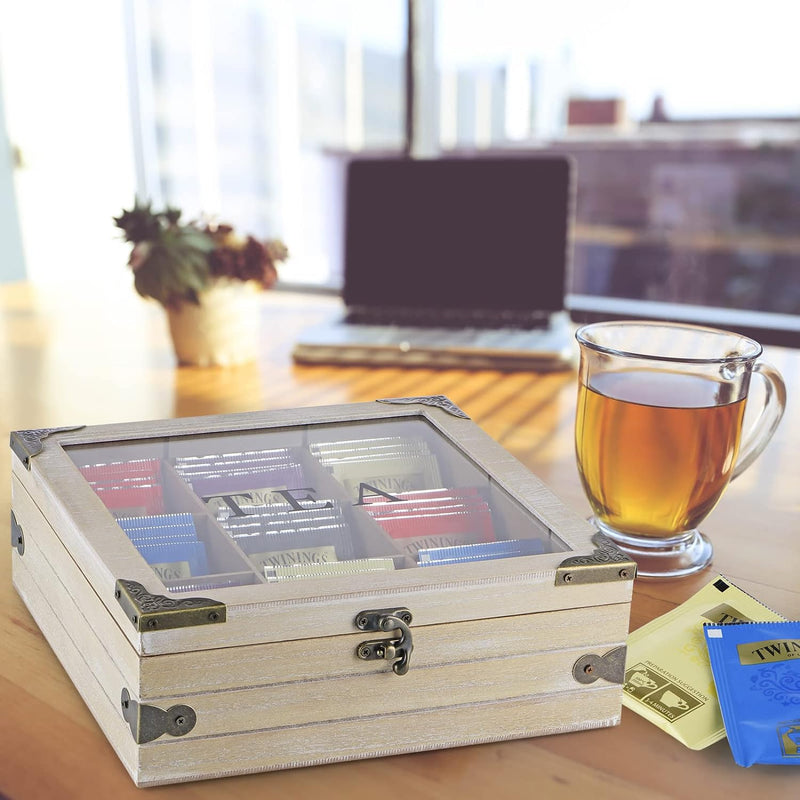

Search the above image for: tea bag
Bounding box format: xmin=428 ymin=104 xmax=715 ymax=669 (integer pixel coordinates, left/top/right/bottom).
xmin=704 ymin=621 xmax=800 ymax=766
xmin=622 ymin=575 xmax=784 ymax=749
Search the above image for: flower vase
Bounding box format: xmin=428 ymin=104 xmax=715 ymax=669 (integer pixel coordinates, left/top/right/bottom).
xmin=166 ymin=278 xmax=261 ymax=367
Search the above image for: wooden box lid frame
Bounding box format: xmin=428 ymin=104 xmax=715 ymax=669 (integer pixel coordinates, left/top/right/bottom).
xmin=11 ymin=396 xmax=634 ymax=657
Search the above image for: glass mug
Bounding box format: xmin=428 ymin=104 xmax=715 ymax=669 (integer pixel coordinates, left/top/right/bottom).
xmin=575 ymin=321 xmax=786 ymax=578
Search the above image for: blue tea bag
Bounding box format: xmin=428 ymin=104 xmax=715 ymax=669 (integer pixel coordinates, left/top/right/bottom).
xmin=704 ymin=621 xmax=800 ymax=766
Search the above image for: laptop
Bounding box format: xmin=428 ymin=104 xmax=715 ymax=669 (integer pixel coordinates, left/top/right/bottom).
xmin=292 ymin=155 xmax=575 ymax=371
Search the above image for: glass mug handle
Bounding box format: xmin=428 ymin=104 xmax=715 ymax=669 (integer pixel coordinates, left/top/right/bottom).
xmin=731 ymin=362 xmax=787 ymax=480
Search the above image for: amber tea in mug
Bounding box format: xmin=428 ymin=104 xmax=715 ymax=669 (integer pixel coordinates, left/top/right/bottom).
xmin=575 ymin=322 xmax=785 ymax=578
xmin=576 ymin=370 xmax=746 ymax=538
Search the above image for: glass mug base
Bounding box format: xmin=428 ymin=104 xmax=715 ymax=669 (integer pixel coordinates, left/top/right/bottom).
xmin=591 ymin=518 xmax=713 ymax=579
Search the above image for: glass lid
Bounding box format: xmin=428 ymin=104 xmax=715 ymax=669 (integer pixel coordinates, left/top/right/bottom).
xmin=65 ymin=417 xmax=568 ymax=592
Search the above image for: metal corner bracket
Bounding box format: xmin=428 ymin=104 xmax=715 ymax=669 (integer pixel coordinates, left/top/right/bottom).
xmin=121 ymin=688 xmax=196 ymax=744
xmin=377 ymin=395 xmax=469 ymax=419
xmin=555 ymin=533 xmax=636 ymax=586
xmin=10 ymin=426 xmax=85 ymax=469
xmin=114 ymin=579 xmax=226 ymax=633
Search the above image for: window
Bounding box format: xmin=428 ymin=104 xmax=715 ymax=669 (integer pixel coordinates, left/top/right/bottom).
xmin=130 ymin=0 xmax=407 ymax=287
xmin=424 ymin=0 xmax=800 ymax=343
xmin=102 ymin=0 xmax=800 ymax=340
xmin=2 ymin=0 xmax=797 ymax=344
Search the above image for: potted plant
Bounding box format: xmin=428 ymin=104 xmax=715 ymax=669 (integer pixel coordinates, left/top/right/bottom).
xmin=114 ymin=201 xmax=288 ymax=366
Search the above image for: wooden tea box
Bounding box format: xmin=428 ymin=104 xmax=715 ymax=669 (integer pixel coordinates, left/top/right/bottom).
xmin=10 ymin=396 xmax=635 ymax=787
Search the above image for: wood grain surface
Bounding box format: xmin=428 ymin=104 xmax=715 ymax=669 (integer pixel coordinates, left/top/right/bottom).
xmin=1 ymin=283 xmax=798 ymax=798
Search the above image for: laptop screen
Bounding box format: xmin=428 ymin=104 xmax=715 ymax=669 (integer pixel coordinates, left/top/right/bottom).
xmin=343 ymin=156 xmax=572 ymax=313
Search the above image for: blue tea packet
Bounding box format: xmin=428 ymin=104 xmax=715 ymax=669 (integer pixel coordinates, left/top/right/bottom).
xmin=704 ymin=621 xmax=800 ymax=766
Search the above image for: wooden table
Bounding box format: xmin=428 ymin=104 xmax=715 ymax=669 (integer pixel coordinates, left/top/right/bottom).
xmin=1 ymin=283 xmax=798 ymax=798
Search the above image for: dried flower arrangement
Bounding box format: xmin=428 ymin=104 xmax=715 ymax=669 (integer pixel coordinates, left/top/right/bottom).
xmin=113 ymin=202 xmax=288 ymax=309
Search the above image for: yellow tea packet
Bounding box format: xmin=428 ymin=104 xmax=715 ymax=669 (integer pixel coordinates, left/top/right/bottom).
xmin=622 ymin=575 xmax=784 ymax=749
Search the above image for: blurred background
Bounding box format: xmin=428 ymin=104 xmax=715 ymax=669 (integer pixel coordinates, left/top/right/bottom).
xmin=1 ymin=0 xmax=799 ymax=342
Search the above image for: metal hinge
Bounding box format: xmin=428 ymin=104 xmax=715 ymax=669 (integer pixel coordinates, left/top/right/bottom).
xmin=573 ymin=646 xmax=627 ymax=685
xmin=11 ymin=510 xmax=24 ymax=555
xmin=355 ymin=607 xmax=414 ymax=675
xmin=121 ymin=688 xmax=196 ymax=744
xmin=114 ymin=579 xmax=226 ymax=632
xmin=556 ymin=533 xmax=636 ymax=586
xmin=10 ymin=426 xmax=84 ymax=469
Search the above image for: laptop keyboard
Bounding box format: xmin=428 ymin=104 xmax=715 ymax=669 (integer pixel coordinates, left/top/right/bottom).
xmin=293 ymin=308 xmax=573 ymax=367
xmin=345 ymin=307 xmax=550 ymax=330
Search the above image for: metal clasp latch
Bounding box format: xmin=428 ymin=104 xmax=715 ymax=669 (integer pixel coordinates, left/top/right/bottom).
xmin=355 ymin=607 xmax=413 ymax=676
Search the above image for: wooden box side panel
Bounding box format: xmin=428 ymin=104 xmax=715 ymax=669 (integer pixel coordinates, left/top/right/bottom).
xmin=140 ymin=646 xmax=624 ymax=739
xmin=136 ymin=687 xmax=622 ymax=787
xmin=11 ymin=551 xmax=139 ymax=783
xmin=12 ymin=475 xmax=141 ymax=690
xmin=141 ymin=602 xmax=631 ymax=697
